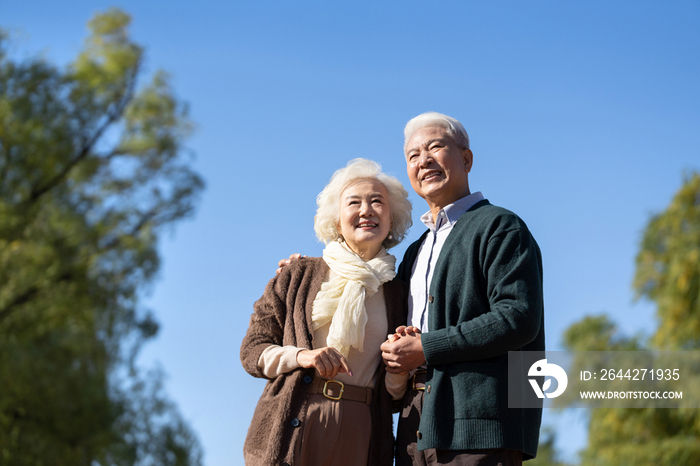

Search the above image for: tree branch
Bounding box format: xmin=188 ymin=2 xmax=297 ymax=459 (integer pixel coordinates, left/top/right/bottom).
xmin=0 ymin=286 xmax=39 ymax=323
xmin=0 ymin=271 xmax=74 ymax=323
xmin=99 ymin=207 xmax=160 ymax=253
xmin=25 ymin=63 xmax=140 ymax=205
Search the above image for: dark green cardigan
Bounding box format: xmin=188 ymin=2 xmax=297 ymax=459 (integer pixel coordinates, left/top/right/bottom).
xmin=398 ymin=199 xmax=544 ymax=459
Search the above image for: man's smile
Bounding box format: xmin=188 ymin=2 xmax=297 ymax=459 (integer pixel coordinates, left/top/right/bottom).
xmin=422 ymin=170 xmax=443 ymax=181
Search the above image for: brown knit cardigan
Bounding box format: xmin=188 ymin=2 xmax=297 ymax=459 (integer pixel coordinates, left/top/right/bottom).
xmin=240 ymin=257 xmax=408 ymax=465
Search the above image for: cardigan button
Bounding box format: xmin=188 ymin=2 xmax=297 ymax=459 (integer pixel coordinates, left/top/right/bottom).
xmin=416 ymin=431 xmax=422 ymax=440
xmin=428 ymin=295 xmax=434 ymax=303
xmin=426 ymin=385 xmax=431 ymax=394
xmin=290 ymin=418 xmax=300 ymax=428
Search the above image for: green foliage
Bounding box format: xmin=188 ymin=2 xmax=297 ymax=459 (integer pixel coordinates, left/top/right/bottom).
xmin=562 ymin=316 xmax=700 ymax=465
xmin=529 ymin=429 xmax=573 ymax=466
xmin=573 ymin=406 xmax=700 ymax=466
xmin=563 ymin=315 xmax=643 ymax=352
xmin=558 ymin=173 xmax=700 ymax=466
xmin=634 ymin=173 xmax=700 ymax=349
xmin=0 ymin=8 xmax=203 ymax=465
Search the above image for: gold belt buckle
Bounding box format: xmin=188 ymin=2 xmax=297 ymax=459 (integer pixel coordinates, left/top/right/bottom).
xmin=323 ymin=379 xmax=345 ymax=401
xmin=412 ymin=370 xmax=427 ymax=391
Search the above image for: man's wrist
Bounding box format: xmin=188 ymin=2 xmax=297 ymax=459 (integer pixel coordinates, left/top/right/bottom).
xmin=419 ymin=329 xmax=446 ymax=366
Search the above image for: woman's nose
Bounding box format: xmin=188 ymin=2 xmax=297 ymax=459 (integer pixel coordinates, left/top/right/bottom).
xmin=359 ymin=202 xmax=372 ymax=216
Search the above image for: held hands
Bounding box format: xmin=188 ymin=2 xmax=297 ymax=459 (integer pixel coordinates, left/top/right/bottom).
xmin=385 ymin=325 xmax=421 ymax=344
xmin=380 ymin=326 xmax=426 ymax=374
xmin=296 ymin=347 xmax=353 ymax=380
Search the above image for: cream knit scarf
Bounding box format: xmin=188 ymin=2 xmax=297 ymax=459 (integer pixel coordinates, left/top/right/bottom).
xmin=311 ymin=240 xmax=396 ymax=357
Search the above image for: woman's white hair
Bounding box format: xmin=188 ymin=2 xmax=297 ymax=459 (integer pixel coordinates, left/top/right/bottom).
xmin=314 ymin=158 xmax=412 ymax=249
xmin=403 ymin=111 xmax=470 ymax=153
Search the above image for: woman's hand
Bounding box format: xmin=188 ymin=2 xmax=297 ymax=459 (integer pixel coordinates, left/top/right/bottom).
xmin=296 ymin=347 xmax=353 ymax=379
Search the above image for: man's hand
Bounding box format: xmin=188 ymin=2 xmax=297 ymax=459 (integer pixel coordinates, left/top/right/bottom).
xmin=296 ymin=347 xmax=353 ymax=380
xmin=276 ymin=253 xmax=304 ymax=275
xmin=381 ymin=326 xmax=426 ymax=374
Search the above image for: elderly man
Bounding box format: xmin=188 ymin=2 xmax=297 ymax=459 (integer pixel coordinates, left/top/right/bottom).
xmin=380 ymin=112 xmax=544 ymax=466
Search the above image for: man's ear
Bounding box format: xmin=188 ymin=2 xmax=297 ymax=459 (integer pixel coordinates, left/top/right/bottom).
xmin=463 ymin=148 xmax=473 ymax=173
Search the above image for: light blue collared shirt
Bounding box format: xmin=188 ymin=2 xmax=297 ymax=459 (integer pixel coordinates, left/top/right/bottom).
xmin=407 ymin=192 xmax=485 ymax=332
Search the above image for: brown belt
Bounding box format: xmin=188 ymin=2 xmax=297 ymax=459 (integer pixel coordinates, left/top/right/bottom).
xmin=411 ymin=369 xmax=427 ymax=391
xmin=310 ymin=378 xmax=373 ymax=405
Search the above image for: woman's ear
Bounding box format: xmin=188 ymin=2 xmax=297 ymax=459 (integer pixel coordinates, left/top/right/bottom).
xmin=335 ymin=223 xmax=342 ymax=241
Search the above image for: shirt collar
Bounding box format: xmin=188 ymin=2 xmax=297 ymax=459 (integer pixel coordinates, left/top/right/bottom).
xmin=420 ymin=191 xmax=485 ymax=231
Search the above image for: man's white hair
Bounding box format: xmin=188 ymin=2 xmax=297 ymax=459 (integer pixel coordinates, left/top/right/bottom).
xmin=314 ymin=158 xmax=412 ymax=249
xmin=403 ymin=111 xmax=470 ymax=153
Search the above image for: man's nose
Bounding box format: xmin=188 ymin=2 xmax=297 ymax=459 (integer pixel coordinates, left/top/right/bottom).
xmin=418 ymin=150 xmax=433 ymax=167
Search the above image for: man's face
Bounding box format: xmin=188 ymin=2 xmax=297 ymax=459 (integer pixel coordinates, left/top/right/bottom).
xmin=405 ymin=126 xmax=473 ymax=210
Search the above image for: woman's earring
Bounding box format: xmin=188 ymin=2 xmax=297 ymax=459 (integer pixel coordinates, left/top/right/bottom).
xmin=387 ymin=232 xmax=393 ymax=240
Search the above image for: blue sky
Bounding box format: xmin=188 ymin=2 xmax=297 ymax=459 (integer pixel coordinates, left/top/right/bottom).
xmin=4 ymin=1 xmax=700 ymax=464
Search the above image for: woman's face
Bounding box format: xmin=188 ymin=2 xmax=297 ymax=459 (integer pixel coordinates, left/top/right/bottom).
xmin=337 ymin=179 xmax=392 ymax=260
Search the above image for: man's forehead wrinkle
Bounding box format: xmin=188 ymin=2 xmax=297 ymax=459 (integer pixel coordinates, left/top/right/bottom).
xmin=408 ymin=137 xmax=448 ymax=152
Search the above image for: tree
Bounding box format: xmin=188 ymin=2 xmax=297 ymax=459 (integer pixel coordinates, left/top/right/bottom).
xmin=562 ymin=317 xmax=700 ymax=465
xmin=528 ymin=429 xmax=573 ymax=466
xmin=634 ymin=173 xmax=700 ymax=349
xmin=0 ymin=9 xmax=203 ymax=465
xmin=558 ymin=174 xmax=700 ymax=466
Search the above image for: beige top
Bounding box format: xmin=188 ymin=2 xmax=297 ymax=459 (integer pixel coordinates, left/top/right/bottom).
xmin=258 ymin=268 xmax=408 ymax=399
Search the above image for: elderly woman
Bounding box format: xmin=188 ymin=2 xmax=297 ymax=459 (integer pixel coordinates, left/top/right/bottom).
xmin=240 ymin=158 xmax=412 ymax=465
